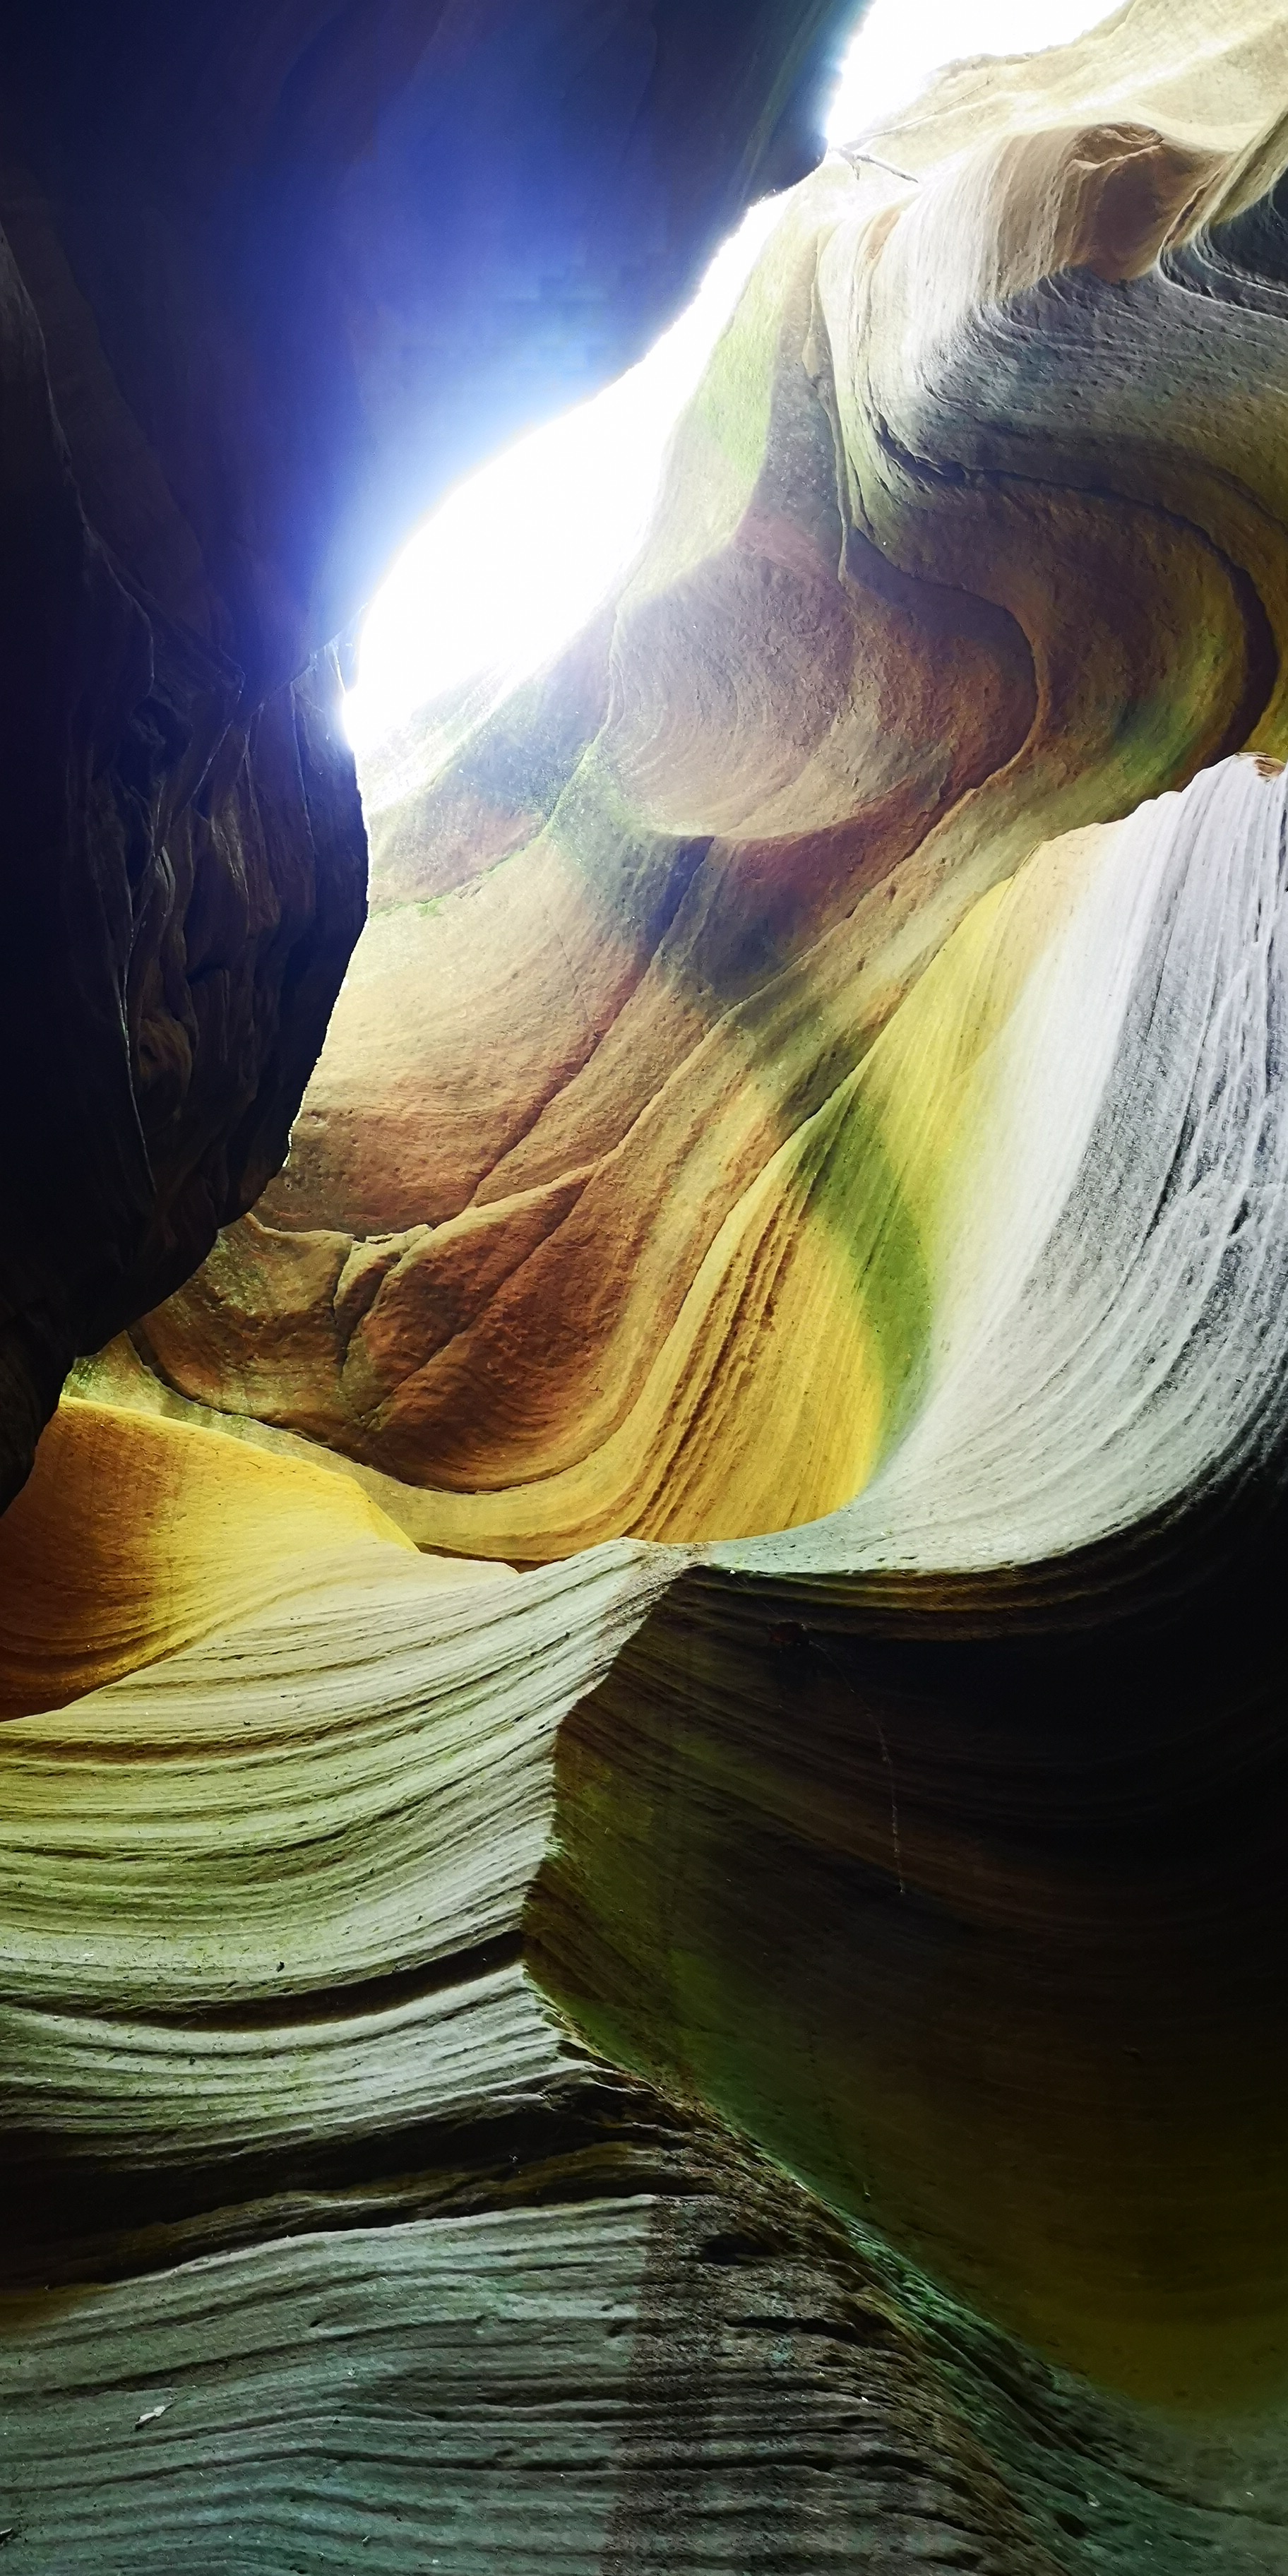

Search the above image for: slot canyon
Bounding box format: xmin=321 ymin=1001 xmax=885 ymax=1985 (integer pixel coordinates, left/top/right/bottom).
xmin=1 ymin=0 xmax=1288 ymax=2565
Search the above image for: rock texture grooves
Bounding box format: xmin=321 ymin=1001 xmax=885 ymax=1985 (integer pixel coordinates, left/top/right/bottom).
xmin=11 ymin=0 xmax=1288 ymax=2568
xmin=0 ymin=0 xmax=848 ymax=1508
xmin=144 ymin=0 xmax=1288 ymax=1563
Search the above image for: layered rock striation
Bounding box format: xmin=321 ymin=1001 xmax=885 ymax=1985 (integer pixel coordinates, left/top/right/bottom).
xmin=0 ymin=0 xmax=845 ymax=1510
xmin=8 ymin=0 xmax=1288 ymax=2566
xmin=143 ymin=0 xmax=1288 ymax=1563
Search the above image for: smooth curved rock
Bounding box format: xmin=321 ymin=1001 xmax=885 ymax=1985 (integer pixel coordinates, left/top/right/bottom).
xmin=0 ymin=0 xmax=849 ymax=1510
xmin=141 ymin=9 xmax=1288 ymax=1548
xmin=13 ymin=3 xmax=1288 ymax=2566
xmin=1 ymin=1393 xmax=1287 ymax=2563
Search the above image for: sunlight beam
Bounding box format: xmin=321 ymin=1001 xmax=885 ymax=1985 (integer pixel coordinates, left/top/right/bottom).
xmin=343 ymin=196 xmax=785 ymax=758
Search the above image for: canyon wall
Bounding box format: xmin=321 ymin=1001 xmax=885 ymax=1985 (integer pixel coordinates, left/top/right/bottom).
xmin=6 ymin=1 xmax=1288 ymax=2568
xmin=0 ymin=0 xmax=844 ymax=1508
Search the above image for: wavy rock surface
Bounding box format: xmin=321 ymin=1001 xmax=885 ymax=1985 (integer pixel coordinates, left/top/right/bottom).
xmin=13 ymin=0 xmax=1288 ymax=2565
xmin=0 ymin=0 xmax=846 ymax=1512
xmin=3 ymin=1398 xmax=1287 ymax=2565
xmin=141 ymin=0 xmax=1288 ymax=1564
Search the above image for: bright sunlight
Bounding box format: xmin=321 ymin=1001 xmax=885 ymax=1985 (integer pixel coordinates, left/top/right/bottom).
xmin=825 ymin=0 xmax=1122 ymax=145
xmin=343 ymin=197 xmax=785 ymax=757
xmin=345 ymin=0 xmax=1123 ymax=758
